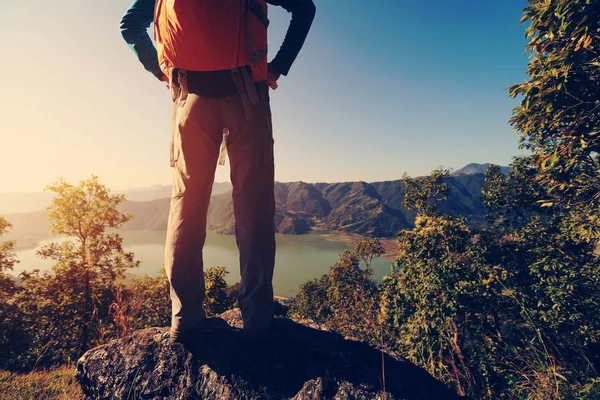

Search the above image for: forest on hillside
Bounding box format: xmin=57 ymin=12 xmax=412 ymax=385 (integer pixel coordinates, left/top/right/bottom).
xmin=1 ymin=172 xmax=488 ymax=251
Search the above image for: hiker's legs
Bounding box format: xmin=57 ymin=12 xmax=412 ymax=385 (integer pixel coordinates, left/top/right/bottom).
xmin=165 ymin=93 xmax=222 ymax=334
xmin=226 ymin=83 xmax=276 ymax=337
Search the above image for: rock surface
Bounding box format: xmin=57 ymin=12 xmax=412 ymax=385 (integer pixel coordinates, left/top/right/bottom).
xmin=76 ymin=309 xmax=464 ymax=400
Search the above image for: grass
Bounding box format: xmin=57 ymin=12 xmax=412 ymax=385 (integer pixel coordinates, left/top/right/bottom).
xmin=0 ymin=365 xmax=82 ymax=400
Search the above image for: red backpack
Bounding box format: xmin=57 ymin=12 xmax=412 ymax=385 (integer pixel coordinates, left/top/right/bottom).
xmin=154 ymin=0 xmax=269 ymax=82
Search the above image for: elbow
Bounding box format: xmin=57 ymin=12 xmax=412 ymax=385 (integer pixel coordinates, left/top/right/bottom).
xmin=299 ymin=0 xmax=316 ymax=26
xmin=289 ymin=0 xmax=316 ymax=21
xmin=300 ymin=0 xmax=315 ymax=22
xmin=119 ymin=16 xmax=130 ymax=41
xmin=306 ymin=0 xmax=316 ymax=19
xmin=119 ymin=15 xmax=137 ymax=43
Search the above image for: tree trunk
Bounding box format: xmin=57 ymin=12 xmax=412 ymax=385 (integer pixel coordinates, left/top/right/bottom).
xmin=80 ymin=240 xmax=93 ymax=355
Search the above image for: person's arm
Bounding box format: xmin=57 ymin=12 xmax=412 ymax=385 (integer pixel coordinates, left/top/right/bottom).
xmin=266 ymin=0 xmax=316 ymax=77
xmin=120 ymin=0 xmax=165 ymax=80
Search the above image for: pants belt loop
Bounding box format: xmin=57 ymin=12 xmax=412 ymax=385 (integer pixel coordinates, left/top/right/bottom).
xmin=177 ymin=69 xmax=188 ymax=107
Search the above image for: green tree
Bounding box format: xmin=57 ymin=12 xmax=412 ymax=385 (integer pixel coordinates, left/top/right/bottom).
xmin=0 ymin=218 xmax=27 ymax=370
xmin=0 ymin=217 xmax=18 ymax=299
xmin=108 ymin=266 xmax=237 ymax=339
xmin=0 ymin=217 xmax=18 ymax=276
xmin=381 ymin=171 xmax=506 ymax=398
xmin=482 ymin=161 xmax=546 ymax=230
xmin=353 ymin=237 xmax=385 ymax=268
xmin=110 ymin=271 xmax=171 ymax=337
xmin=16 ymin=176 xmax=139 ymax=367
xmin=509 ymin=0 xmax=600 ymax=237
xmin=291 ymin=239 xmax=383 ymax=344
xmin=482 ymin=162 xmax=600 ymax=398
xmin=203 ymin=266 xmax=236 ymax=316
xmin=292 ymin=275 xmax=330 ymax=324
xmin=402 ymin=168 xmax=451 ymax=217
xmin=486 ymin=0 xmax=600 ymax=395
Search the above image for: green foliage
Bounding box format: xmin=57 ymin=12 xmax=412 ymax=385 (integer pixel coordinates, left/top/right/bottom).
xmin=0 ymin=217 xmax=18 ymax=275
xmin=112 ymin=272 xmax=171 ymax=337
xmin=490 ymin=2 xmax=600 ymax=395
xmin=204 ymin=265 xmax=236 ymax=316
xmin=509 ymin=0 xmax=600 ymax=234
xmin=15 ymin=266 xmax=109 ymax=368
xmin=109 ymin=266 xmax=237 ymax=339
xmin=384 ymin=2 xmax=600 ymax=397
xmin=0 ymin=177 xmax=236 ymax=372
xmin=0 ymin=218 xmax=27 ymax=371
xmin=383 ymin=153 xmax=600 ymax=398
xmin=402 ymin=168 xmax=451 ymax=216
xmin=482 ymin=161 xmax=546 ymax=230
xmin=291 ymin=239 xmax=382 ymax=344
xmin=481 ymin=162 xmax=600 ymax=398
xmin=45 ymin=176 xmax=131 ymax=238
xmin=39 ymin=176 xmax=138 ymax=358
xmin=392 ymin=169 xmax=502 ymax=393
xmin=292 ymin=275 xmax=330 ymax=323
xmin=577 ymin=378 xmax=600 ymax=400
xmin=0 ymin=177 xmax=139 ymax=370
xmin=299 ymin=145 xmax=599 ymax=399
xmin=380 ymin=212 xmax=506 ymax=398
xmin=353 ymin=237 xmax=385 ymax=268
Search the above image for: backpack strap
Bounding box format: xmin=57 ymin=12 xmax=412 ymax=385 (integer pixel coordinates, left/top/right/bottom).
xmin=231 ymin=67 xmax=259 ymax=120
xmin=248 ymin=0 xmax=269 ymax=28
xmin=247 ymin=0 xmax=268 ymax=64
xmin=169 ymin=68 xmax=189 ymax=168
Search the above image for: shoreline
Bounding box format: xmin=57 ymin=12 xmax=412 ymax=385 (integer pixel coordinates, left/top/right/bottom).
xmin=13 ymin=229 xmax=400 ymax=256
xmin=315 ymin=231 xmax=398 ymax=260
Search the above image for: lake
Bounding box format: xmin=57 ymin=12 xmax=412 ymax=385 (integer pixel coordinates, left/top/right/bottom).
xmin=13 ymin=231 xmax=397 ymax=297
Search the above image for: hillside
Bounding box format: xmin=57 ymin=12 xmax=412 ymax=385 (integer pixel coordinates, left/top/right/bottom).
xmin=202 ymin=174 xmax=486 ymax=236
xmin=2 ymin=171 xmax=491 ymax=249
xmin=115 ymin=174 xmax=486 ymax=236
xmin=0 ymin=183 xmax=234 ymax=214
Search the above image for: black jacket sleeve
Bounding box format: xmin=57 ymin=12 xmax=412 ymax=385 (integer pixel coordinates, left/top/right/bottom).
xmin=120 ymin=0 xmax=163 ymax=78
xmin=266 ymin=0 xmax=316 ymax=76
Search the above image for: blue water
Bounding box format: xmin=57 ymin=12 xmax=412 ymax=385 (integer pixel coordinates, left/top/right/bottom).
xmin=14 ymin=231 xmax=396 ymax=297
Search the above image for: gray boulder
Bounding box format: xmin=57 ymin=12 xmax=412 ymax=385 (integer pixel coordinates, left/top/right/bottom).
xmin=75 ymin=309 xmax=464 ymax=399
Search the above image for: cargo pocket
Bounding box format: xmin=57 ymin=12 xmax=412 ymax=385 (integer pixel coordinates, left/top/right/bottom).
xmin=170 ymin=110 xmax=183 ymax=167
xmin=173 ymin=126 xmax=182 ymax=165
xmin=169 ymin=69 xmax=188 ymax=168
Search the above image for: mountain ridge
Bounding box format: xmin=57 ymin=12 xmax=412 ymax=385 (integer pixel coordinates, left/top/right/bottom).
xmin=2 ymin=172 xmax=490 ymax=250
xmin=0 ymin=183 xmax=234 ymax=214
xmin=0 ymin=163 xmax=510 ymax=214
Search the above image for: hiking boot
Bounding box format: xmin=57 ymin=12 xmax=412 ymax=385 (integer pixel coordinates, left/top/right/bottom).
xmin=168 ymin=321 xmax=205 ymax=350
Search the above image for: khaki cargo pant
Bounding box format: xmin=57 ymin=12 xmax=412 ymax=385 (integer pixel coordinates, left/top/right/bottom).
xmin=164 ymin=71 xmax=275 ymax=337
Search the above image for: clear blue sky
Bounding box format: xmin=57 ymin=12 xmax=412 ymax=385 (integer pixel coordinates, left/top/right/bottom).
xmin=0 ymin=0 xmax=529 ymax=193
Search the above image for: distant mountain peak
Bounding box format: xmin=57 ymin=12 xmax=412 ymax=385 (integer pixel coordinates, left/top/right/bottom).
xmin=453 ymin=163 xmax=510 ymax=176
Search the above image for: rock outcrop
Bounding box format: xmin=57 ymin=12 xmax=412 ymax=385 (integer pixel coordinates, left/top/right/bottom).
xmin=76 ymin=309 xmax=464 ymax=399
